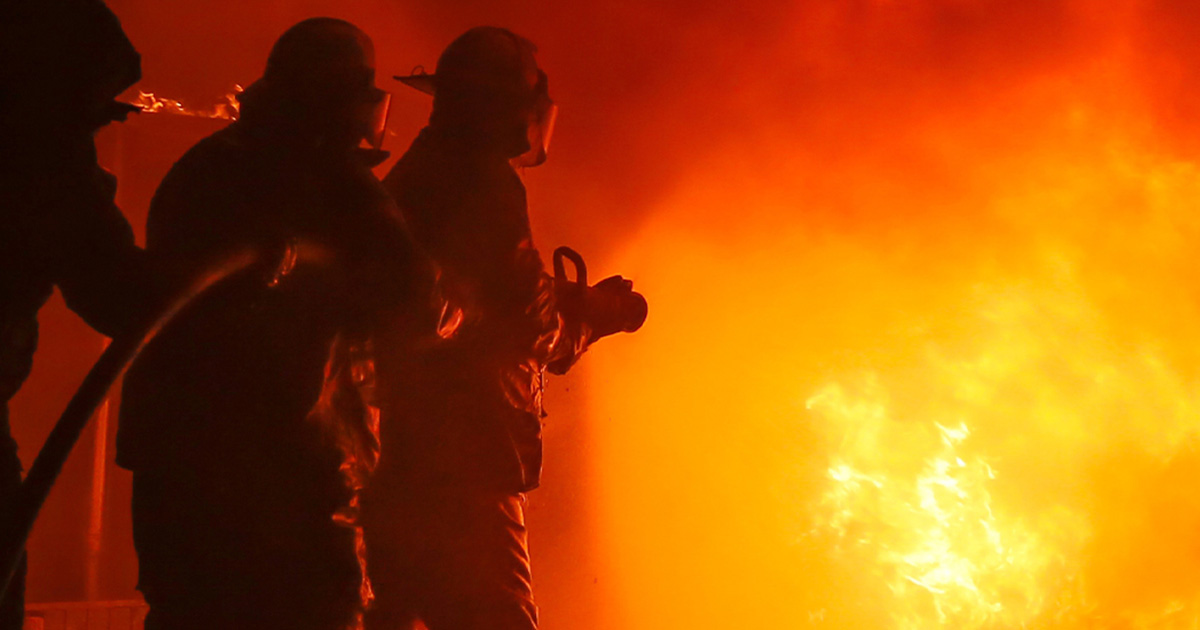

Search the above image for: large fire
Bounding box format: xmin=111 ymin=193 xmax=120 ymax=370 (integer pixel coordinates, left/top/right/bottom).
xmin=581 ymin=2 xmax=1200 ymax=628
xmin=812 ymin=392 xmax=1051 ymax=628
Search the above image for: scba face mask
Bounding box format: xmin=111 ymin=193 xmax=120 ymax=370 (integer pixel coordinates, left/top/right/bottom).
xmin=511 ymin=71 xmax=556 ymax=169
xmin=364 ymin=91 xmax=392 ymax=150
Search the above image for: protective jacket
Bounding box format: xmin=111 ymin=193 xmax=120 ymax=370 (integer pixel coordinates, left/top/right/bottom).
xmin=374 ymin=125 xmax=593 ymax=493
xmin=116 ymin=110 xmax=419 ymax=627
xmin=1 ymin=136 xmax=146 ymax=398
xmin=0 ymin=132 xmax=148 ymax=630
xmin=116 ymin=122 xmax=411 ymax=475
xmin=0 ymin=1 xmax=144 ymax=627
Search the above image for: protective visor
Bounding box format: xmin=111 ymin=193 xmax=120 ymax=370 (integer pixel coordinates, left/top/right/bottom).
xmin=365 ymin=91 xmax=392 ymax=150
xmin=393 ymin=67 xmax=557 ymax=166
xmin=511 ymin=101 xmax=557 ymax=168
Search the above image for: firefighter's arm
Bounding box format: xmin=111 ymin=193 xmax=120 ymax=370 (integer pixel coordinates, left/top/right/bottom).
xmin=52 ymin=165 xmax=154 ymax=338
xmin=543 ymin=247 xmax=647 ymax=375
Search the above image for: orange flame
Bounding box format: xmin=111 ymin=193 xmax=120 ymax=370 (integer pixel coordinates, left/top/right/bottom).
xmin=129 ymin=86 xmax=242 ymax=120
xmin=808 ymin=380 xmax=1077 ymax=629
xmin=584 ymin=27 xmax=1200 ymax=628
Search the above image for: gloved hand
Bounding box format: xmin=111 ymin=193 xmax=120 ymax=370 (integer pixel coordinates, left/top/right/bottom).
xmin=584 ymin=274 xmax=647 ymax=339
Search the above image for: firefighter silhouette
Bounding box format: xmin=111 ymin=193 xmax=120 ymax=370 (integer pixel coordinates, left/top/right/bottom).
xmin=0 ymin=1 xmax=147 ymax=626
xmin=364 ymin=26 xmax=645 ymax=630
xmin=117 ymin=18 xmax=420 ymax=630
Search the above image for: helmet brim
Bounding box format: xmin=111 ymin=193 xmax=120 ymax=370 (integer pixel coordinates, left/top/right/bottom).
xmin=394 ymin=73 xmax=436 ymax=96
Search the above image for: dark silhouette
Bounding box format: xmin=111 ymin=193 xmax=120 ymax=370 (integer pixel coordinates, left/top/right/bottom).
xmin=116 ymin=18 xmax=420 ymax=630
xmin=0 ymin=1 xmax=146 ymax=627
xmin=364 ymin=27 xmax=645 ymax=630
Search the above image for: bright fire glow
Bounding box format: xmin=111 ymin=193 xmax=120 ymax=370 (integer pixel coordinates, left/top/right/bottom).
xmin=808 ymin=381 xmax=1076 ymax=629
xmin=582 ymin=3 xmax=1200 ymax=628
xmin=129 ymin=86 xmax=242 ymax=120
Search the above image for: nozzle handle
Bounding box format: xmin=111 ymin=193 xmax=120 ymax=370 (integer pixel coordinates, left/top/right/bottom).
xmin=553 ymin=246 xmax=587 ymax=286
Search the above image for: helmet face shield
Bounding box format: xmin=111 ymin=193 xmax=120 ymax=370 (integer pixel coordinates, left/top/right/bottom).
xmin=394 ymin=36 xmax=558 ymax=166
xmin=365 ymin=91 xmax=392 ymax=150
xmin=511 ymin=101 xmax=557 ymax=168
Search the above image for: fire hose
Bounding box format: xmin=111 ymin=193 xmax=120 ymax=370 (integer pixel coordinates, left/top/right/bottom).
xmin=0 ymin=243 xmax=310 ymax=600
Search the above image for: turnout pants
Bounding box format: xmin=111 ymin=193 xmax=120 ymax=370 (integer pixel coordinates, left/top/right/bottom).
xmin=131 ymin=468 xmax=365 ymax=630
xmin=363 ymin=485 xmax=537 ymax=630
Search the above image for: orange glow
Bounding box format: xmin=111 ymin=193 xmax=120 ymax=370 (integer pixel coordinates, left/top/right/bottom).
xmin=585 ymin=3 xmax=1200 ymax=628
xmin=24 ymin=0 xmax=1200 ymax=624
xmin=128 ymin=86 xmax=241 ymax=120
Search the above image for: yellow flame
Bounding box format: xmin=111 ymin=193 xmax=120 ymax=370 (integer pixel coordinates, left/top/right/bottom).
xmin=809 ymin=382 xmax=1064 ymax=629
xmin=129 ymin=86 xmax=242 ymax=120
xmin=582 ymin=12 xmax=1200 ymax=629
